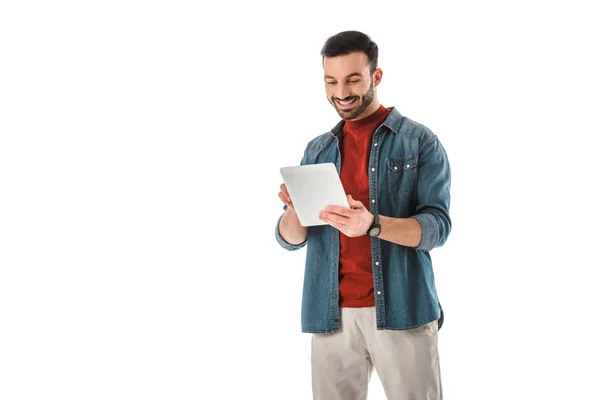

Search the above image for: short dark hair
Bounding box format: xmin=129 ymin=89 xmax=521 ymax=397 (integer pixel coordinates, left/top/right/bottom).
xmin=320 ymin=31 xmax=379 ymax=74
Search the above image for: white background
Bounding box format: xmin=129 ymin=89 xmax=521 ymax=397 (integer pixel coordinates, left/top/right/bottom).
xmin=1 ymin=1 xmax=599 ymax=399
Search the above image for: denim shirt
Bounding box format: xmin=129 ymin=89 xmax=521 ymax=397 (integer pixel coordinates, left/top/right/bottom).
xmin=275 ymin=107 xmax=451 ymax=333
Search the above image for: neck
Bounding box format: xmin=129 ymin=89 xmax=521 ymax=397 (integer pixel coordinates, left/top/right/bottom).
xmin=348 ymin=98 xmax=381 ymax=122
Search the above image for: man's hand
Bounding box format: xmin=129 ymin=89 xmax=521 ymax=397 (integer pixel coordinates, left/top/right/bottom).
xmin=278 ymin=183 xmax=307 ymax=245
xmin=278 ymin=183 xmax=295 ymax=210
xmin=319 ymin=195 xmax=374 ymax=237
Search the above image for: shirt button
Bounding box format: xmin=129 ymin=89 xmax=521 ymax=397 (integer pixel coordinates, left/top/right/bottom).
xmin=371 ymin=168 xmax=375 ymax=172
xmin=406 ymin=164 xmax=410 ymax=168
xmin=394 ymin=166 xmax=398 ymax=171
xmin=371 ymin=199 xmax=375 ymax=204
xmin=375 ymin=261 xmax=380 ymax=266
xmin=333 ymin=292 xmax=337 ymax=297
xmin=377 ymin=291 xmax=381 ymax=295
xmin=373 ymin=143 xmax=378 ymax=147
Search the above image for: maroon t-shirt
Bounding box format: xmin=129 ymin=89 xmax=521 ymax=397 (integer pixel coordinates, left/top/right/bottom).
xmin=339 ymin=104 xmax=391 ymax=307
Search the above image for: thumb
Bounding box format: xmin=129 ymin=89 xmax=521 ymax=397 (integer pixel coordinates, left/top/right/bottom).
xmin=347 ymin=194 xmax=364 ymax=209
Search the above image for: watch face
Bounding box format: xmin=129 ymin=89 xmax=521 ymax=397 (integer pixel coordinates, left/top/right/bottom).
xmin=370 ymin=227 xmax=381 ymax=237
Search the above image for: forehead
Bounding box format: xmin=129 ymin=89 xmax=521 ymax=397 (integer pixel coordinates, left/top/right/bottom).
xmin=323 ymin=52 xmax=369 ymax=78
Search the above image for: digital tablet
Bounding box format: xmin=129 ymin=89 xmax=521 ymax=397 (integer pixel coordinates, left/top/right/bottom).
xmin=280 ymin=162 xmax=350 ymax=227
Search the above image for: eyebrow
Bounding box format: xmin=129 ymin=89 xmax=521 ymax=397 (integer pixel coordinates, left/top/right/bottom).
xmin=324 ymin=72 xmax=362 ymax=80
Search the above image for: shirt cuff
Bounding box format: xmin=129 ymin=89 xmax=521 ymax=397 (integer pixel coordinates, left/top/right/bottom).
xmin=275 ymin=211 xmax=307 ymax=251
xmin=412 ymin=213 xmax=439 ymax=252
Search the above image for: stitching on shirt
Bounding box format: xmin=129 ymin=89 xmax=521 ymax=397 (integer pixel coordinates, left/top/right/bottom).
xmin=418 ymin=135 xmax=438 ymax=156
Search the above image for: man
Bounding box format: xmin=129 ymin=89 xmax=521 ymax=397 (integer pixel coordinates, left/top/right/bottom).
xmin=275 ymin=31 xmax=451 ymax=400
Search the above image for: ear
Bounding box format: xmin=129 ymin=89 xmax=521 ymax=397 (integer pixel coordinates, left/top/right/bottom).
xmin=373 ymin=68 xmax=383 ymax=87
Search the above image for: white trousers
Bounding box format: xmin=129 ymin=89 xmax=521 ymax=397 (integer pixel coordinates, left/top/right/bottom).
xmin=311 ymin=307 xmax=442 ymax=400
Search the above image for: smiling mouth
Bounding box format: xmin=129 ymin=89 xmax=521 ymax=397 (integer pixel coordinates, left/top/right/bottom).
xmin=336 ymin=98 xmax=358 ymax=108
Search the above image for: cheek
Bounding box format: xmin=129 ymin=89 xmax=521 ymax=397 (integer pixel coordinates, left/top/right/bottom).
xmin=359 ymin=85 xmax=369 ymax=97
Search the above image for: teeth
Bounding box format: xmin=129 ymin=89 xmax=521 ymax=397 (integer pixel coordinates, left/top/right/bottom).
xmin=339 ymin=98 xmax=356 ymax=105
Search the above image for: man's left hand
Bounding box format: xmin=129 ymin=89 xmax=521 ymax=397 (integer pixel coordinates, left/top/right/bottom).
xmin=319 ymin=195 xmax=374 ymax=237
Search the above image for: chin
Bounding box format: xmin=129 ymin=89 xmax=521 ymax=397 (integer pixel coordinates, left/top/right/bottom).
xmin=335 ymin=106 xmax=357 ymax=118
xmin=339 ymin=110 xmax=360 ymax=120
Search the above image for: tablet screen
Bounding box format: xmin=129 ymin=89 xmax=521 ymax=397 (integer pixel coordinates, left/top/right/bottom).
xmin=280 ymin=163 xmax=350 ymax=227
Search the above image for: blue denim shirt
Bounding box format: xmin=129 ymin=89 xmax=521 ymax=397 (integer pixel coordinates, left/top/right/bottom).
xmin=275 ymin=107 xmax=451 ymax=333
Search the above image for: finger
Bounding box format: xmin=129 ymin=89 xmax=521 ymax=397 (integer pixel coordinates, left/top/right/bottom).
xmin=319 ymin=211 xmax=348 ymax=227
xmin=319 ymin=215 xmax=347 ymax=233
xmin=323 ymin=205 xmax=354 ymax=216
xmin=346 ymin=194 xmax=364 ymax=208
xmin=278 ymin=192 xmax=288 ymax=205
xmin=319 ymin=214 xmax=341 ymax=229
xmin=280 ymin=183 xmax=292 ymax=202
xmin=349 ymin=200 xmax=364 ymax=210
xmin=321 ymin=218 xmax=341 ymax=231
xmin=279 ymin=192 xmax=294 ymax=208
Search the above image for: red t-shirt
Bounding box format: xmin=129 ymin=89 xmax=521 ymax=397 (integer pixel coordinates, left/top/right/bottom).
xmin=339 ymin=104 xmax=391 ymax=307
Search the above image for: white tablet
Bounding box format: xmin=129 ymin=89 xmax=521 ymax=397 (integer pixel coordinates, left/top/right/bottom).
xmin=280 ymin=162 xmax=350 ymax=227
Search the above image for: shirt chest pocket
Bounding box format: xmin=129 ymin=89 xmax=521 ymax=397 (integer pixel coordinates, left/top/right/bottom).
xmin=386 ymin=156 xmax=418 ymax=196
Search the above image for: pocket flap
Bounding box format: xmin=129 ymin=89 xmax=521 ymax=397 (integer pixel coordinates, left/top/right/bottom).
xmin=387 ymin=156 xmax=417 ymax=172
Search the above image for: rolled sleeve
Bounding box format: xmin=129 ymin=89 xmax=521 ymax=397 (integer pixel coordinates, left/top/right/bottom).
xmin=412 ymin=213 xmax=439 ymax=251
xmin=412 ymin=135 xmax=452 ymax=252
xmin=275 ymin=205 xmax=307 ymax=251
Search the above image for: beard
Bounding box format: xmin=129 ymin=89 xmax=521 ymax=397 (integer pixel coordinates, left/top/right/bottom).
xmin=330 ymin=79 xmax=375 ymax=120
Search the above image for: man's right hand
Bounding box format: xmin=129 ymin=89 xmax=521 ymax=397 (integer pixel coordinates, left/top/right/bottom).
xmin=277 ymin=183 xmax=307 ymax=245
xmin=279 ymin=183 xmax=295 ymax=210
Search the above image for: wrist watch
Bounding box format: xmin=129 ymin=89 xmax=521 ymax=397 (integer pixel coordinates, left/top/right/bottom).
xmin=366 ymin=213 xmax=381 ymax=238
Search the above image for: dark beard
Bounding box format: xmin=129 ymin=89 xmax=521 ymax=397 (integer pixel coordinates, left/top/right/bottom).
xmin=332 ymin=80 xmax=375 ymax=120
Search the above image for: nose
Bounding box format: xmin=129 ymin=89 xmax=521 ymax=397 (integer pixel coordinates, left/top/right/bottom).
xmin=335 ymin=83 xmax=352 ymax=101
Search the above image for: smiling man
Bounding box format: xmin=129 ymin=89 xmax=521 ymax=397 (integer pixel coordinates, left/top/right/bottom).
xmin=276 ymin=31 xmax=451 ymax=400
